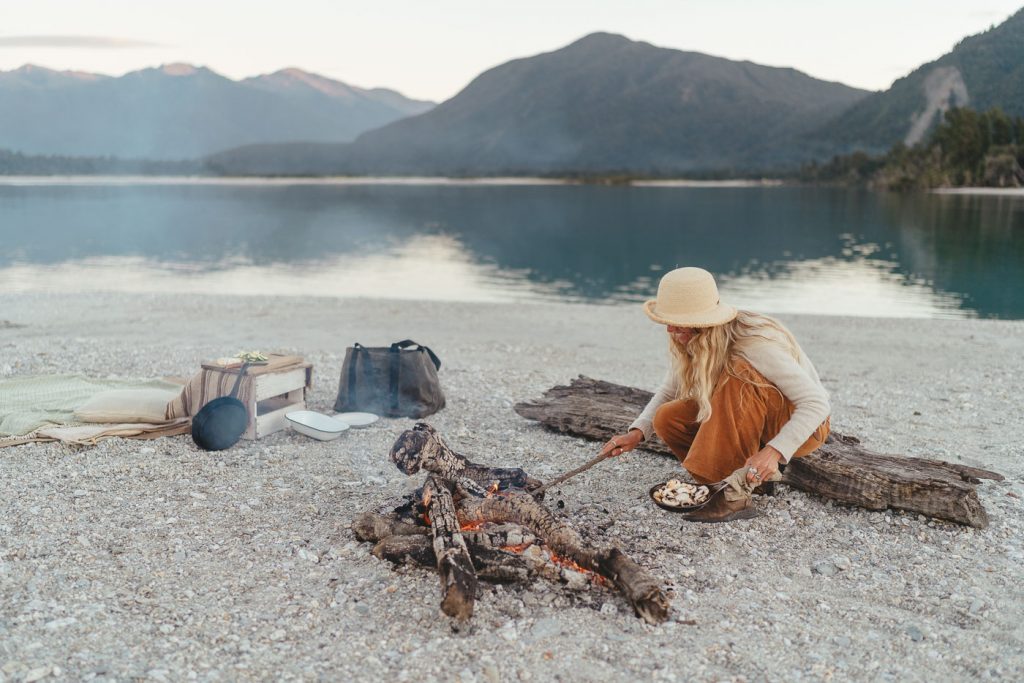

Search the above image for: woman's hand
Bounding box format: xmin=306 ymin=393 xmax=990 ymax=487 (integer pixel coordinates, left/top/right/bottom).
xmin=599 ymin=429 xmax=644 ymax=458
xmin=744 ymin=445 xmax=783 ymax=484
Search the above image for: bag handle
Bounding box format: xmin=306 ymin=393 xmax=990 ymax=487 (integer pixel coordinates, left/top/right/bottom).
xmin=389 ymin=339 xmax=442 ymax=371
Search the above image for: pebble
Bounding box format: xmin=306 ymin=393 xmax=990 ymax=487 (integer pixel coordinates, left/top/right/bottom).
xmin=812 ymin=561 xmax=838 ymax=577
xmin=499 ymin=623 xmax=518 ymax=643
xmin=1 ymin=294 xmax=1021 ymax=682
xmin=906 ymin=625 xmax=925 ymax=642
xmin=528 ymin=617 xmax=562 ymax=641
xmin=23 ymin=667 xmax=52 ymax=682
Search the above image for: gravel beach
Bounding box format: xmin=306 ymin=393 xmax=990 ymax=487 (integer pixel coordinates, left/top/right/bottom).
xmin=1 ymin=292 xmax=1022 ymax=682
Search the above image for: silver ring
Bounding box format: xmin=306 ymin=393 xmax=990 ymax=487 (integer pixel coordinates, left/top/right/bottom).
xmin=748 ymin=466 xmax=758 ymax=475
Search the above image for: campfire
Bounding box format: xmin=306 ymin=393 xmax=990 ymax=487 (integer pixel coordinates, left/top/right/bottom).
xmin=352 ymin=423 xmax=670 ymax=624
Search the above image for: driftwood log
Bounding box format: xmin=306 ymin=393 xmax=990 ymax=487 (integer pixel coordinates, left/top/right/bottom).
xmin=514 ymin=376 xmax=1003 ymax=528
xmin=357 ymin=423 xmax=671 ymax=624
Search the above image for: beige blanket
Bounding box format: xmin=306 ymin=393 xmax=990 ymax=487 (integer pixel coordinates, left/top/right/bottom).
xmin=0 ymin=374 xmax=189 ymax=448
xmin=0 ymin=375 xmax=183 ymax=436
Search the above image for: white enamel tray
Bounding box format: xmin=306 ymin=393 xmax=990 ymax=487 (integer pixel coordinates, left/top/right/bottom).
xmin=286 ymin=411 xmax=350 ymax=441
xmin=333 ymin=412 xmax=380 ymax=428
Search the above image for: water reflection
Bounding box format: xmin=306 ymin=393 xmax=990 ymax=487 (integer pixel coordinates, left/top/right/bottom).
xmin=0 ymin=181 xmax=1020 ymax=318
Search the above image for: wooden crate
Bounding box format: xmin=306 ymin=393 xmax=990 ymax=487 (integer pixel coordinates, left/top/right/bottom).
xmin=202 ymin=354 xmax=312 ymax=440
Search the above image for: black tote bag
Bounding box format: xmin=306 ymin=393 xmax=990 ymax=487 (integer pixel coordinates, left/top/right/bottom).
xmin=334 ymin=340 xmax=445 ymax=418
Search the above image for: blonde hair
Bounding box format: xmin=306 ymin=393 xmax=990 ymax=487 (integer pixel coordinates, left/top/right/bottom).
xmin=668 ymin=310 xmax=800 ymax=422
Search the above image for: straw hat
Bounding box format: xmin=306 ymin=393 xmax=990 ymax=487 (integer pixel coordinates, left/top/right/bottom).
xmin=643 ymin=267 xmax=737 ymax=328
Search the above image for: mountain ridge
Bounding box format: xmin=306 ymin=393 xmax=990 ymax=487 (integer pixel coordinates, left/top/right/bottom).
xmin=0 ymin=63 xmax=434 ymax=159
xmin=210 ymin=32 xmax=869 ymax=175
xmin=814 ymin=8 xmax=1024 ymax=152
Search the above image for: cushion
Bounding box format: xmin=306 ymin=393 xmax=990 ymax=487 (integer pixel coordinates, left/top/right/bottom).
xmin=74 ymin=388 xmax=180 ymax=424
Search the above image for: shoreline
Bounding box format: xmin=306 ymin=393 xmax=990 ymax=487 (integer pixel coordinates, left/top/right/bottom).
xmin=0 ymin=174 xmax=784 ymax=187
xmin=4 ymin=174 xmax=1023 ymax=194
xmin=1 ymin=292 xmax=1021 ymax=681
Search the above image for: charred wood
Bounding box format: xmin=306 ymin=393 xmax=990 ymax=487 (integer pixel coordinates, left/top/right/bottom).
xmin=423 ymin=476 xmax=478 ymax=621
xmin=457 ymin=490 xmax=670 ymax=623
xmin=390 ymin=422 xmax=543 ymax=494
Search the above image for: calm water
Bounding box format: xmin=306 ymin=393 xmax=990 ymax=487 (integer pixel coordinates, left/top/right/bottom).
xmin=1 ymin=178 xmax=1022 ymax=319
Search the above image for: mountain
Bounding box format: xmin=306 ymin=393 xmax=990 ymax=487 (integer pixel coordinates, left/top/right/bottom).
xmin=815 ymin=9 xmax=1024 ymax=153
xmin=0 ymin=64 xmax=434 ymax=159
xmin=209 ymin=33 xmax=869 ymax=176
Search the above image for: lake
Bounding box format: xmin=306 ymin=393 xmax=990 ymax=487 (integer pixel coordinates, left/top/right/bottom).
xmin=1 ymin=177 xmax=1022 ymax=319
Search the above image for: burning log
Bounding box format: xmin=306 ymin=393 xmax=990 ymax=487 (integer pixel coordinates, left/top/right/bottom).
xmin=513 ymin=375 xmax=1004 ymax=528
xmin=423 ymin=475 xmax=478 ymax=621
xmin=354 ymin=423 xmax=670 ymax=624
xmin=456 ymin=489 xmax=668 ymax=624
xmin=359 ymin=521 xmax=539 ymax=584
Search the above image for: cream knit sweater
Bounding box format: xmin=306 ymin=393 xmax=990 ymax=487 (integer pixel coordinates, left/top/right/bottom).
xmin=628 ymin=334 xmax=830 ymax=462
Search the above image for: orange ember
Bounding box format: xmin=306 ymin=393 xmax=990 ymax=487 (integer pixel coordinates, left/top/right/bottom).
xmin=549 ymin=550 xmax=608 ymax=587
xmin=487 ymin=481 xmax=500 ymax=495
xmin=499 ymin=543 xmax=533 ymax=553
xmin=459 ymin=519 xmax=487 ymax=532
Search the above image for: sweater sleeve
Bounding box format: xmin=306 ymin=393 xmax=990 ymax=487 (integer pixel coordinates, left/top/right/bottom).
xmin=741 ymin=343 xmax=830 ymax=462
xmin=628 ymin=370 xmax=679 ymax=441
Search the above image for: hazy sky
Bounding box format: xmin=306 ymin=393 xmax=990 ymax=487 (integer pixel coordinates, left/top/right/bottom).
xmin=2 ymin=1 xmax=1021 ymax=101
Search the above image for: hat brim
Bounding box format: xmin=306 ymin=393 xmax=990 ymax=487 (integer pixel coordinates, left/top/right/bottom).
xmin=643 ymin=300 xmax=738 ymax=328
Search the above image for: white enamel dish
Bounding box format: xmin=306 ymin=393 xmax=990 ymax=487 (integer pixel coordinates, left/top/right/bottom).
xmin=286 ymin=411 xmax=350 ymax=441
xmin=333 ymin=412 xmax=380 ymax=428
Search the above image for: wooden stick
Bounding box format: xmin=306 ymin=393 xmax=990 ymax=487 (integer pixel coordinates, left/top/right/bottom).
xmin=534 ymin=451 xmax=613 ymax=494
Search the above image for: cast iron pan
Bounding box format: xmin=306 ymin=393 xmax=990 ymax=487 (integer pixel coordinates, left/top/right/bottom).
xmin=648 ymin=481 xmax=724 ymax=513
xmin=191 ymin=362 xmax=250 ymax=451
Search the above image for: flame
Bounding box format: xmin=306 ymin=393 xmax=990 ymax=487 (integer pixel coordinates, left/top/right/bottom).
xmin=487 ymin=481 xmax=500 ymax=496
xmin=421 ymin=490 xmax=433 ymax=526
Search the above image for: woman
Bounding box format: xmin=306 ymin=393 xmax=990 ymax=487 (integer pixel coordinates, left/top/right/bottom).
xmin=602 ymin=267 xmax=831 ymax=522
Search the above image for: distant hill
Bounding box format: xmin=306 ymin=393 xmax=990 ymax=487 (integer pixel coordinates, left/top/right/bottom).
xmin=0 ymin=64 xmax=434 ymax=159
xmin=815 ymin=8 xmax=1024 ymax=153
xmin=0 ymin=147 xmax=201 ymax=175
xmin=209 ymin=33 xmax=869 ymax=176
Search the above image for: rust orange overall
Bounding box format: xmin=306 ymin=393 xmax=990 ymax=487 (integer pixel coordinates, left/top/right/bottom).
xmin=652 ymin=358 xmax=830 ymax=483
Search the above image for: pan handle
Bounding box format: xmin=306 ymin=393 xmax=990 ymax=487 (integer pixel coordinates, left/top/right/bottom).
xmin=228 ymin=361 xmax=250 ymax=399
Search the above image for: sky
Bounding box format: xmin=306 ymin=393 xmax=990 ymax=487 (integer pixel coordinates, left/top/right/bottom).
xmin=1 ymin=0 xmax=1022 ymax=102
